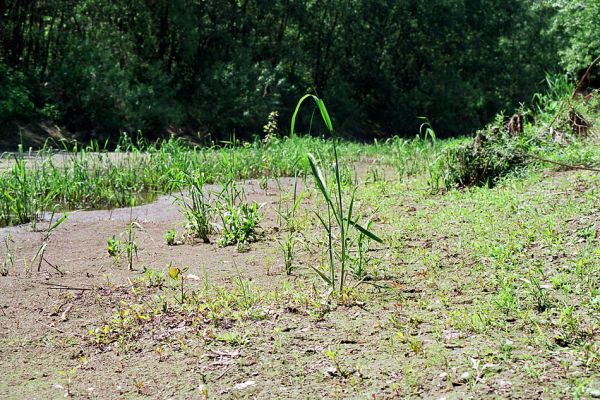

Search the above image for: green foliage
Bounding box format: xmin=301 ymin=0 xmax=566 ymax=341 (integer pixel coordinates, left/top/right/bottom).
xmin=107 ymin=236 xmax=123 ymax=258
xmin=435 ymin=75 xmax=600 ymax=189
xmin=173 ymin=173 xmax=213 ymax=243
xmin=0 ymin=134 xmax=387 ymax=228
xmin=163 ymin=229 xmax=177 ymax=246
xmin=215 ymin=177 xmax=263 ymax=248
xmin=0 ymin=0 xmax=574 ymax=140
xmin=276 ymin=174 xmax=304 ymax=275
xmin=0 ymin=144 xmax=53 ymax=226
xmin=437 ymin=129 xmax=529 ymax=188
xmin=0 ymin=63 xmax=35 ymax=122
xmin=554 ymin=0 xmax=600 ymax=73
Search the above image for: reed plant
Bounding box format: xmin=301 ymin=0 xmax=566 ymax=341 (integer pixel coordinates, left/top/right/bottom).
xmin=291 ymin=94 xmax=383 ymax=292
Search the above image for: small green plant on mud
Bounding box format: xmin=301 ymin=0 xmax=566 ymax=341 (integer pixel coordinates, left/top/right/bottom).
xmin=56 ymin=365 xmax=79 ymax=397
xmin=291 ymin=94 xmax=383 ymax=291
xmin=141 ymin=265 xmax=166 ymax=288
xmin=525 ymin=269 xmax=551 ymax=312
xmin=125 ymin=199 xmax=139 ymax=271
xmin=173 ymin=172 xmax=213 ymax=243
xmin=324 ymin=347 xmax=353 ymax=378
xmin=107 ymin=236 xmax=123 ymax=258
xmin=32 ymin=206 xmax=69 ymax=274
xmin=163 ymin=228 xmax=177 ymax=246
xmin=216 ymin=329 xmax=249 ymax=346
xmin=215 ymin=152 xmax=263 ymax=247
xmin=276 ymin=173 xmax=304 ymax=275
xmin=279 ymin=234 xmax=298 ymax=275
xmin=106 ymin=199 xmax=139 ymax=270
xmin=217 ymin=200 xmax=262 ymax=247
xmin=367 ymin=165 xmax=385 ymax=183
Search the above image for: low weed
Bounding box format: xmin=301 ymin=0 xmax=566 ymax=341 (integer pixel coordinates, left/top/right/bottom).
xmin=106 ymin=199 xmax=140 ymax=270
xmin=215 ymin=152 xmax=263 ymax=247
xmin=32 ymin=206 xmax=69 ymax=274
xmin=163 ymin=228 xmax=177 ymax=246
xmin=173 ymin=173 xmax=212 ymax=243
xmin=276 ymin=173 xmax=304 ymax=275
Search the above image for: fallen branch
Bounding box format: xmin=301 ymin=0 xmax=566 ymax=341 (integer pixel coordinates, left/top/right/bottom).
xmin=42 ymin=282 xmax=93 ymax=291
xmin=572 ymin=55 xmax=600 ymax=100
xmin=525 ymin=153 xmax=600 ymax=172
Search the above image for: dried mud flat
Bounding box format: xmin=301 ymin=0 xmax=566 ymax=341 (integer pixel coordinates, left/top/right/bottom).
xmin=0 ymin=170 xmax=599 ymax=399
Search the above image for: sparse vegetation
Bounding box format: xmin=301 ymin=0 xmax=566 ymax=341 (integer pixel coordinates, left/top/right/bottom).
xmin=0 ymin=79 xmax=599 ymax=399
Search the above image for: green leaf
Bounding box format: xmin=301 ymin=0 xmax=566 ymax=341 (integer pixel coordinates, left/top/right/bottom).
xmin=314 ymin=211 xmax=332 ymax=233
xmin=310 ymin=265 xmax=332 ymax=285
xmin=307 ymin=153 xmax=333 ymax=208
xmin=292 ymin=191 xmax=304 ymax=212
xmin=290 ymin=94 xmax=315 ymax=136
xmin=291 ymin=94 xmax=333 ymax=136
xmin=347 ymin=219 xmax=384 ymax=244
xmin=49 ymin=213 xmax=69 ymax=232
xmin=316 ymin=99 xmax=333 ymax=133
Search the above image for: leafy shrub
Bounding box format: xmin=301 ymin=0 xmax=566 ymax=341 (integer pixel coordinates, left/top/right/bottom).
xmin=217 ymin=201 xmax=262 ymax=247
xmin=438 ymin=128 xmax=529 ymax=188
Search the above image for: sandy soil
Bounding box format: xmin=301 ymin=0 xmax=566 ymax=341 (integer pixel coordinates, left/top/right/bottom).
xmin=0 ymin=179 xmax=304 ymax=398
xmin=0 ymin=170 xmax=598 ymax=399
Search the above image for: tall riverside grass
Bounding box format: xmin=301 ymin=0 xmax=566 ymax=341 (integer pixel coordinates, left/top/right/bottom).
xmin=0 ymin=134 xmax=437 ymax=227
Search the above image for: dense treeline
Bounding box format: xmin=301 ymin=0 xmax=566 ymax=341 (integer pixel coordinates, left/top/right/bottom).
xmin=0 ymin=0 xmax=598 ymax=142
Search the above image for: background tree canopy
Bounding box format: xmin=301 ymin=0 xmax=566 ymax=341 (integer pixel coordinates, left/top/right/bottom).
xmin=0 ymin=0 xmax=596 ymax=142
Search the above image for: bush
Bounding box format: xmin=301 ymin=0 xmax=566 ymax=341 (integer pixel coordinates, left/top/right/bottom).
xmin=439 ymin=127 xmax=529 ymax=188
xmin=436 ymin=78 xmax=599 ymax=189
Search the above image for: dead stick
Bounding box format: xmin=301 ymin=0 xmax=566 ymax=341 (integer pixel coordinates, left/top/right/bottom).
xmin=215 ymin=365 xmax=234 ymax=380
xmin=525 ymin=153 xmax=600 ymax=172
xmin=43 ymin=256 xmax=65 ymax=276
xmin=60 ymin=303 xmax=73 ymax=321
xmin=42 ymin=282 xmax=93 ymax=291
xmin=571 ymin=55 xmax=600 ymax=99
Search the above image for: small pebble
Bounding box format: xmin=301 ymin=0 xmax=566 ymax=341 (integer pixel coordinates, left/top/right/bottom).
xmin=459 ymin=371 xmax=472 ymax=382
xmin=234 ymin=380 xmax=256 ymax=390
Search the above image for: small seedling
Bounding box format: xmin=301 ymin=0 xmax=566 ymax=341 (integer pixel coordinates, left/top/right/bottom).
xmin=164 ymin=228 xmax=177 ymax=246
xmin=276 ymin=173 xmax=304 ymax=275
xmin=107 ymin=199 xmax=141 ymax=270
xmin=125 ymin=198 xmax=139 ymax=271
xmin=32 ymin=206 xmax=69 ymax=274
xmin=324 ymin=347 xmax=352 ymax=379
xmin=107 ymin=236 xmax=123 ymax=258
